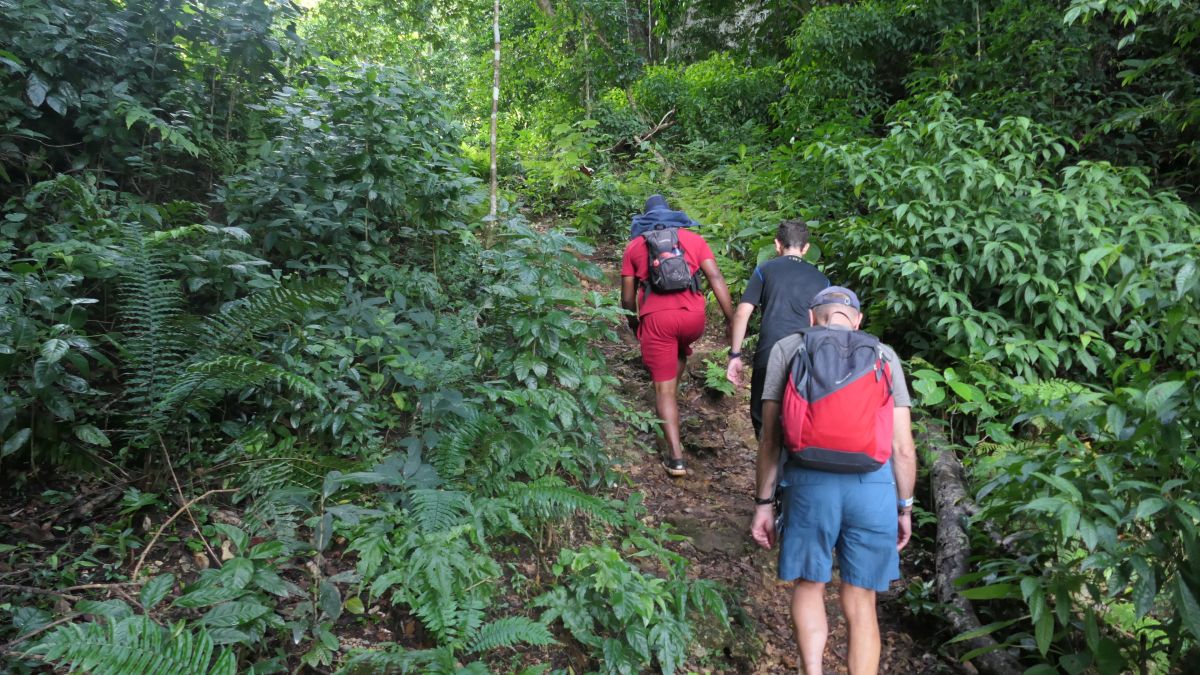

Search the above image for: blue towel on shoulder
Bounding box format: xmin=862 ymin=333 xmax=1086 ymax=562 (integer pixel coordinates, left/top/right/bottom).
xmin=630 ymin=208 xmax=697 ymax=239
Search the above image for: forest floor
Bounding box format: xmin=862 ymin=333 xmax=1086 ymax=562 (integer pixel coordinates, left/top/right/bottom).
xmin=586 ymin=243 xmax=951 ymax=674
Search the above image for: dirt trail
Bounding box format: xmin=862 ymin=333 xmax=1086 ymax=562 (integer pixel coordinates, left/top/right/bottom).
xmin=590 ymin=246 xmax=941 ymax=674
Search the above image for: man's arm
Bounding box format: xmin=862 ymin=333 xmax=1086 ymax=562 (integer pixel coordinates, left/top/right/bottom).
xmin=698 ymin=258 xmax=735 ymax=324
xmin=726 ymin=302 xmax=756 ymax=386
xmin=891 ymin=406 xmax=917 ymax=551
xmin=750 ymin=399 xmax=783 ymax=549
xmin=620 ymin=275 xmax=639 ymax=332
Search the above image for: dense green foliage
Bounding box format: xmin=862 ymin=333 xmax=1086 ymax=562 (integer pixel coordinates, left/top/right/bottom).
xmin=4 ymin=0 xmax=1200 ymax=672
xmin=443 ymin=0 xmax=1200 ymax=671
xmin=1 ymin=0 xmax=726 ymax=673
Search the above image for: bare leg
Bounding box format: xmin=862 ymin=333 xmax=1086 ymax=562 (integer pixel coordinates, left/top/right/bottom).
xmin=792 ymin=580 xmax=828 ymax=674
xmin=840 ymin=582 xmax=880 ymax=674
xmin=653 ymin=376 xmax=683 ymax=461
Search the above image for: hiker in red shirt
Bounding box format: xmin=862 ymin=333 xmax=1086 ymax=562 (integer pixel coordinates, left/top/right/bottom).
xmin=620 ymin=195 xmax=735 ymax=476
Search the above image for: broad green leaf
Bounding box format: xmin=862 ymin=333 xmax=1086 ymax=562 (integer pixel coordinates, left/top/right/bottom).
xmin=1130 ymin=557 xmax=1156 ymax=618
xmin=140 ymin=573 xmax=176 ymax=610
xmin=1175 ymin=577 xmax=1200 ymax=641
xmin=201 ymin=600 xmax=272 ymax=627
xmin=26 ymin=72 xmax=48 ymax=107
xmin=2 ymin=428 xmax=31 ymax=457
xmin=1176 ymin=259 xmax=1197 ymax=299
xmin=75 ymin=599 xmax=133 ymax=619
xmin=960 ymin=583 xmax=1020 ymax=600
xmin=40 ymin=338 xmax=68 ymax=363
xmin=318 ymin=580 xmax=342 ymax=621
xmin=948 ymin=380 xmax=984 ymax=403
xmin=1135 ymin=498 xmax=1168 ymax=520
xmin=1145 ymin=381 xmax=1184 ymax=410
xmin=248 ymin=540 xmax=286 ymax=559
xmin=220 ymin=558 xmax=254 ymax=590
xmin=252 ymin=567 xmax=291 ymax=598
xmin=1034 ymin=611 xmax=1053 ymax=656
xmin=1095 ymin=638 xmax=1123 ymax=675
xmin=175 ymin=584 xmax=242 ymax=608
xmin=73 ymin=424 xmax=111 ymax=447
xmin=213 ymin=524 xmax=249 ymax=555
xmin=343 ymin=596 xmax=365 ymax=615
xmin=946 ymin=616 xmax=1024 ymax=644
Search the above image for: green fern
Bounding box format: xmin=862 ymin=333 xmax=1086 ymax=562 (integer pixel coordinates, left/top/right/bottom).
xmin=469 ymin=616 xmax=556 ymax=652
xmin=370 ymin=528 xmax=500 ymax=647
xmin=408 ymin=489 xmax=471 ymax=533
xmin=30 ymin=616 xmax=236 ymax=674
xmin=507 ymin=475 xmax=619 ymax=524
xmin=119 ymin=220 xmax=187 ymax=440
xmin=1014 ymin=377 xmax=1085 ymax=404
xmin=196 ymin=281 xmax=339 ymax=355
xmin=118 ymin=229 xmax=339 ymax=440
xmin=159 ymin=354 xmax=324 ymax=413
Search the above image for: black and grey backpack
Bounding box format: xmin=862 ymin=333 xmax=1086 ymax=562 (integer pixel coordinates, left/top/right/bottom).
xmin=642 ymin=226 xmax=699 ymax=293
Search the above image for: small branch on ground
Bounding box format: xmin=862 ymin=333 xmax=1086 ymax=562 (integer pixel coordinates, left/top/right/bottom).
xmin=0 ymin=612 xmax=80 ymax=655
xmin=161 ymin=433 xmax=220 ymax=567
xmin=604 ymin=109 xmax=676 ymax=155
xmin=0 ymin=581 xmax=144 ymax=603
xmin=131 ymin=489 xmax=236 ymax=580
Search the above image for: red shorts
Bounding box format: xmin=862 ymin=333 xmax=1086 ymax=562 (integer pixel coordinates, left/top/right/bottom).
xmin=638 ymin=309 xmax=706 ymax=382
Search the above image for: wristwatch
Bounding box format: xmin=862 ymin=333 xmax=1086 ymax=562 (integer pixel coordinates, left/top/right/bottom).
xmin=730 ymin=351 xmax=742 ymax=360
xmin=897 ymin=497 xmax=914 ymax=510
xmin=754 ymin=495 xmax=774 ymax=505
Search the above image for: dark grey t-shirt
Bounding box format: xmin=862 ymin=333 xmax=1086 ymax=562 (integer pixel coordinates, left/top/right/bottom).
xmin=761 ymin=330 xmax=912 ymax=407
xmin=741 ymin=256 xmax=830 ymax=367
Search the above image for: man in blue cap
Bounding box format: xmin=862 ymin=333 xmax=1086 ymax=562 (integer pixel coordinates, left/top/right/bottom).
xmin=621 ymin=195 xmax=735 ymax=476
xmin=749 ymin=286 xmax=918 ymax=674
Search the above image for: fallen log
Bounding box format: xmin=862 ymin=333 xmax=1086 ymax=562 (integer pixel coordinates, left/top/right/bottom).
xmin=929 ymin=427 xmax=1022 ymax=675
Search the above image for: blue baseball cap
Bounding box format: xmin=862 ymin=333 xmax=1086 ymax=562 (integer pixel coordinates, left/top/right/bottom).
xmin=810 ymin=286 xmax=861 ymax=311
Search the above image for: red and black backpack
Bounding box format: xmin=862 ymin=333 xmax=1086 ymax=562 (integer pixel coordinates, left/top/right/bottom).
xmin=781 ymin=327 xmax=894 ymax=473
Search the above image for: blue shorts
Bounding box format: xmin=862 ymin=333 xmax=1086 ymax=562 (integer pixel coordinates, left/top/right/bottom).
xmin=777 ymin=460 xmax=899 ymax=592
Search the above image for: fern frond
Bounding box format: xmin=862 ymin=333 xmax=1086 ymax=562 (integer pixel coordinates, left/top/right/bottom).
xmin=158 ymin=355 xmax=324 ymax=414
xmin=507 ymin=476 xmax=619 ymax=524
xmin=974 ymin=440 xmax=1046 ymax=457
xmin=31 ymin=616 xmax=236 ymax=674
xmin=241 ymin=487 xmax=313 ymax=542
xmin=372 ymin=529 xmax=500 ymax=647
xmin=469 ymin=616 xmax=556 ymax=653
xmin=198 ymin=280 xmax=340 ymax=354
xmin=119 ymin=220 xmax=187 ymax=440
xmin=408 ymin=489 xmax=471 ymax=533
xmin=1014 ymin=377 xmax=1086 ymax=404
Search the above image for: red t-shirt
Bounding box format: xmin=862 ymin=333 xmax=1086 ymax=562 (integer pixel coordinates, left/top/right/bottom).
xmin=621 ymin=228 xmax=714 ymax=316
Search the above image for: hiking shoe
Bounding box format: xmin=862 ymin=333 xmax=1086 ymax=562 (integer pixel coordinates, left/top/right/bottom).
xmin=662 ymin=457 xmax=687 ymax=477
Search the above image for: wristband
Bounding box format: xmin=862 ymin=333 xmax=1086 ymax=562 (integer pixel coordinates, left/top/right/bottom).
xmin=753 ymin=496 xmax=774 ymax=505
xmin=897 ymin=497 xmax=914 ymax=509
xmin=730 ymin=351 xmax=742 ymax=360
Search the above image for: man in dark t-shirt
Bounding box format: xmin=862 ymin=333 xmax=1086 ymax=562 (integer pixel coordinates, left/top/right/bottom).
xmin=726 ymin=219 xmax=829 ymax=436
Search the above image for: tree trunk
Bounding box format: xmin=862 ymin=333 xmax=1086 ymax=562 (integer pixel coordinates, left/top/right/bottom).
xmin=489 ymin=0 xmax=500 ymax=226
xmin=930 ymin=428 xmax=1023 ymax=675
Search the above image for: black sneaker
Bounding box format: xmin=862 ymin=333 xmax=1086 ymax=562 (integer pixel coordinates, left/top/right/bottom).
xmin=662 ymin=457 xmax=686 ymax=477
